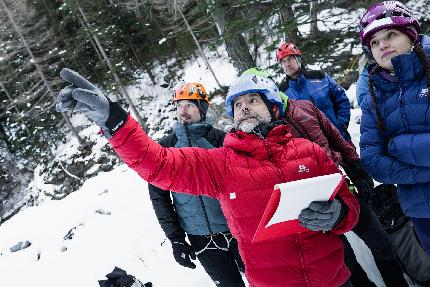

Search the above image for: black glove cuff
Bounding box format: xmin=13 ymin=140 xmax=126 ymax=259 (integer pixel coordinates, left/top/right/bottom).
xmin=169 ymin=236 xmax=186 ymax=244
xmin=105 ymin=102 xmax=128 ymax=136
xmin=334 ymin=197 xmax=348 ymax=228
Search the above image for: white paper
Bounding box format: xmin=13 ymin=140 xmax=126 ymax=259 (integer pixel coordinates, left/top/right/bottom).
xmin=266 ymin=173 xmax=342 ymax=228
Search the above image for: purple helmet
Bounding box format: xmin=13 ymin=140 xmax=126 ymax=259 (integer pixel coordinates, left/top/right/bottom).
xmin=359 ymin=1 xmax=420 ymax=49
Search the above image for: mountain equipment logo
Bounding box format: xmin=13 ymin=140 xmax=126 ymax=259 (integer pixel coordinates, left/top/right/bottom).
xmin=298 ymin=164 xmax=310 ymax=173
xmin=418 ymin=88 xmax=428 ymax=98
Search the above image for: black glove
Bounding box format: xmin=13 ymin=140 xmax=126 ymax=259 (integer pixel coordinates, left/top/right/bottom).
xmin=56 ymin=68 xmax=128 ymax=138
xmin=299 ymin=199 xmax=347 ymax=232
xmin=344 ymin=160 xmax=374 ymax=201
xmin=344 ymin=160 xmax=374 ymax=186
xmin=353 ymin=178 xmax=374 ymax=202
xmin=171 ymin=238 xmax=196 ymax=269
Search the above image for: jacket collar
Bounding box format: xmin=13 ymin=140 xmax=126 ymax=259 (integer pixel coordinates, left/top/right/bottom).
xmin=288 ymin=73 xmax=306 ymax=90
xmin=173 ymin=121 xmax=212 ymax=144
xmin=223 ymin=124 xmax=292 ymax=160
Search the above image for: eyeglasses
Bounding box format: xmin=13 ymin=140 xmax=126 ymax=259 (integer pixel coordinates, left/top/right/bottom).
xmin=176 ymin=102 xmax=197 ymax=109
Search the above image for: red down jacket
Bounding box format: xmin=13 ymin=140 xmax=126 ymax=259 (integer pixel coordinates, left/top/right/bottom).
xmin=109 ymin=116 xmax=359 ymax=287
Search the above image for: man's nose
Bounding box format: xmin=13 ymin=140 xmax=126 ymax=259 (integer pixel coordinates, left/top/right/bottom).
xmin=240 ymin=103 xmax=251 ymax=113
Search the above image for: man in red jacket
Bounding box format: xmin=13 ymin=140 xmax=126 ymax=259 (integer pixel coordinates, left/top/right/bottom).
xmin=56 ymin=68 xmax=359 ymax=287
xmin=243 ymin=68 xmax=408 ymax=287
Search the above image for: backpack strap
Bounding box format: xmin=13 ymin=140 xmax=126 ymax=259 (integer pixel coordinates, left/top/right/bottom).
xmin=158 ymin=133 xmax=177 ymax=148
xmin=303 ymin=69 xmax=325 ymax=80
xmin=278 ymin=78 xmax=289 ymax=92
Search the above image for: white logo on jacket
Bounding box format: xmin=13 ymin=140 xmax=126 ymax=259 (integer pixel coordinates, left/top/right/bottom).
xmin=298 ymin=164 xmax=310 ymax=173
xmin=418 ymin=88 xmax=428 ymax=98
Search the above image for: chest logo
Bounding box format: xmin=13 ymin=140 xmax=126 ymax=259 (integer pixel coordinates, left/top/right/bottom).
xmin=230 ymin=192 xmax=236 ymax=200
xmin=298 ymin=164 xmax=310 ymax=173
xmin=418 ymin=88 xmax=428 ymax=98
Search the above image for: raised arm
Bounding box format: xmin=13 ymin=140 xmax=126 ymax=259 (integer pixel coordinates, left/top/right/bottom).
xmin=56 ymin=68 xmax=225 ymax=198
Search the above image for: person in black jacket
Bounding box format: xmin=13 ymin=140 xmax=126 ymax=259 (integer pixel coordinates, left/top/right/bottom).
xmin=148 ymin=82 xmax=245 ymax=287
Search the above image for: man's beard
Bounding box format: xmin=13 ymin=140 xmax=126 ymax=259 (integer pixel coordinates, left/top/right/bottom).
xmin=178 ymin=112 xmax=192 ymax=124
xmin=234 ymin=111 xmax=271 ymax=133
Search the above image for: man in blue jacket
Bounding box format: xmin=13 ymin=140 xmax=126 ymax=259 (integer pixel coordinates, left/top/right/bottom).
xmin=277 ymin=43 xmax=352 ymax=141
xmin=148 ymin=82 xmax=245 ymax=287
xmin=356 ymin=55 xmax=370 ymax=108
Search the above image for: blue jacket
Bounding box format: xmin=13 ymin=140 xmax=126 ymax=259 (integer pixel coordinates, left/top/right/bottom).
xmin=360 ymin=35 xmax=430 ymax=218
xmin=148 ymin=122 xmax=229 ymax=238
xmin=281 ymin=71 xmax=351 ymax=141
xmin=356 ymin=66 xmax=369 ymax=107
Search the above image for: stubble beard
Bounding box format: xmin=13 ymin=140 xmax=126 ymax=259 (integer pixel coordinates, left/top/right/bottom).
xmin=234 ymin=110 xmax=271 ymax=133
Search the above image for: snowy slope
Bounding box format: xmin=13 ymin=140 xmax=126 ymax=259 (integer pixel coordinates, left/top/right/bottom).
xmin=0 ymin=165 xmax=220 ymax=286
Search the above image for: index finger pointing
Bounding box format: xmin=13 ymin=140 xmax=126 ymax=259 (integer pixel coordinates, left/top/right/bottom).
xmin=60 ymin=68 xmax=97 ymax=91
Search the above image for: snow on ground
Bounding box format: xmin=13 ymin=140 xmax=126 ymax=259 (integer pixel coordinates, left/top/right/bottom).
xmin=0 ymin=165 xmax=220 ymax=286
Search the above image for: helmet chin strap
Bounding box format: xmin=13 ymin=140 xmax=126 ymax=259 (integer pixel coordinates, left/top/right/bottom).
xmin=295 ymin=56 xmax=302 ymax=69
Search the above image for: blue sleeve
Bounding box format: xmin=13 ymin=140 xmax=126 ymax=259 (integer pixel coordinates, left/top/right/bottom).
xmin=387 ymin=133 xmax=430 ymax=167
xmin=356 ymin=69 xmax=369 ymax=107
xmin=360 ymin=100 xmax=430 ymax=184
xmin=326 ymin=74 xmax=350 ymax=128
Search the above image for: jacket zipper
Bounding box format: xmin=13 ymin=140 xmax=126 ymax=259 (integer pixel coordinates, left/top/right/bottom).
xmin=262 ymin=130 xmax=308 ymax=285
xmin=185 ymin=125 xmax=213 ymax=234
xmin=258 ymin=133 xmax=286 ymax=183
xmin=398 ymin=84 xmax=411 ymax=133
xmin=296 ymin=234 xmax=310 ymax=286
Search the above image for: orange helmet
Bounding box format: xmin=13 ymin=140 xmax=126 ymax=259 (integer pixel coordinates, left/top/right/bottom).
xmin=173 ymin=82 xmax=209 ymax=103
xmin=276 ymin=42 xmax=301 ymax=62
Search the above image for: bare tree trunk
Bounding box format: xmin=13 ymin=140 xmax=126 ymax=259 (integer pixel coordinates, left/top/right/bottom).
xmin=75 ymin=13 xmax=104 ymax=62
xmin=173 ymin=0 xmax=224 ymax=91
xmin=309 ymin=0 xmax=319 ymax=37
xmin=75 ymin=4 xmax=147 ymax=131
xmin=210 ymin=0 xmax=255 ymax=74
xmin=0 ymin=134 xmax=27 ymax=180
xmin=129 ymin=41 xmax=156 ymax=85
xmin=0 ymin=80 xmax=32 ymax=136
xmin=279 ymin=3 xmax=302 ymax=44
xmin=0 ymin=80 xmax=20 ymax=114
xmin=0 ymin=0 xmax=86 ymax=146
xmin=0 ymin=121 xmax=31 ymax=180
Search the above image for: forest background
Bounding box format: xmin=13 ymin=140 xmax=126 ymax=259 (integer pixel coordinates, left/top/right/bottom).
xmin=1 ymin=0 xmax=429 ymax=223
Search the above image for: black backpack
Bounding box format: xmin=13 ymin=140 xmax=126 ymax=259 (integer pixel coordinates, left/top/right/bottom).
xmin=98 ymin=266 xmax=152 ymax=287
